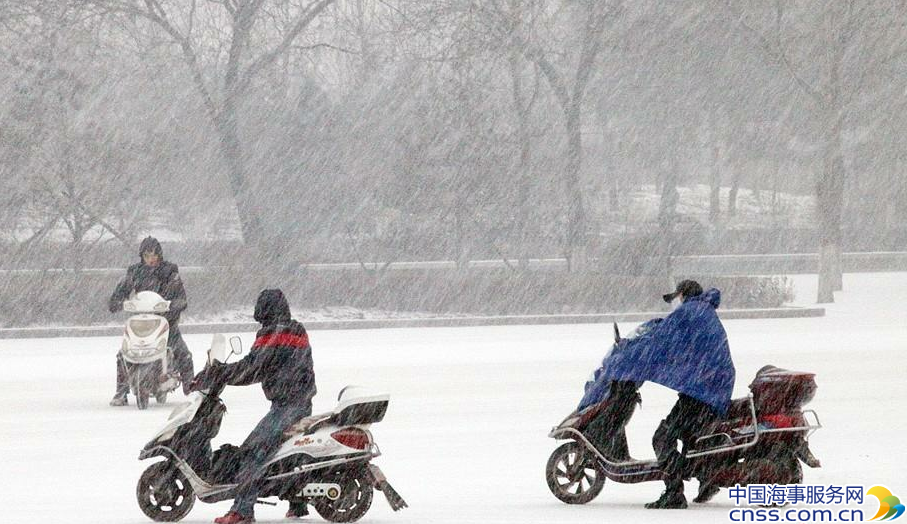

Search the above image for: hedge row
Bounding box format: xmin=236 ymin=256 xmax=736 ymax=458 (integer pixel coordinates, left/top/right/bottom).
xmin=0 ymin=266 xmax=794 ymax=328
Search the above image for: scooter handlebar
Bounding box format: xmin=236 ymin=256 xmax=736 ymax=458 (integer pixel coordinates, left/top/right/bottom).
xmin=188 ymin=361 xmax=228 ymax=396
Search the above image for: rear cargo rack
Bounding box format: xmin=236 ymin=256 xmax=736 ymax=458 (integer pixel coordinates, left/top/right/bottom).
xmin=687 ymin=395 xmax=760 ymax=458
xmin=748 ymin=409 xmax=822 ymax=440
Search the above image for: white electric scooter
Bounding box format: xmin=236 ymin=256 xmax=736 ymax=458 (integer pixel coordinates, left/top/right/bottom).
xmin=119 ymin=291 xmax=180 ymax=409
xmin=136 ymin=335 xmax=407 ymax=522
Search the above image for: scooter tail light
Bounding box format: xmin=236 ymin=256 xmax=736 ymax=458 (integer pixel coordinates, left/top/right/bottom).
xmin=759 ymin=413 xmax=804 ymax=429
xmin=331 ymin=428 xmax=370 ymax=450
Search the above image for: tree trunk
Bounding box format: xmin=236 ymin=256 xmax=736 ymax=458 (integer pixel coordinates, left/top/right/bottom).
xmin=816 ymin=92 xmax=846 ymax=301
xmin=816 ymin=143 xmax=845 ymax=301
xmin=214 ymin=98 xmax=264 ymax=247
xmin=515 ymin=134 xmax=532 ymax=269
xmin=508 ymin=39 xmax=533 ymax=270
xmin=658 ymin=164 xmax=679 ymax=285
xmin=817 ymin=244 xmax=839 ymax=303
xmin=709 ymin=144 xmax=721 ymax=223
xmin=564 ymin=106 xmax=587 ymax=270
xmin=454 ymin=206 xmax=469 ymax=273
xmin=609 ymin=172 xmax=620 ymax=208
xmin=728 ymin=170 xmax=741 ymax=217
xmin=771 ymin=163 xmax=780 ymax=218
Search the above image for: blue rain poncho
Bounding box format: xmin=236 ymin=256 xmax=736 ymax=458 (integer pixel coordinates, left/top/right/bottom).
xmin=590 ymin=288 xmax=735 ymax=415
xmin=577 ymin=319 xmax=659 ymax=411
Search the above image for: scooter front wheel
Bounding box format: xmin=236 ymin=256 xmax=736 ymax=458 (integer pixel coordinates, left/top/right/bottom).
xmin=130 ymin=367 xmax=151 ymax=410
xmin=546 ymin=441 xmax=605 ymax=504
xmin=313 ymin=470 xmax=374 ymax=523
xmin=136 ymin=461 xmax=195 ymax=522
xmin=137 ymin=389 xmax=150 ymax=410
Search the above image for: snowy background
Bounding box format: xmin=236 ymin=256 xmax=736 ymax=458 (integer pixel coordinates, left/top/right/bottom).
xmin=2 ymin=272 xmax=904 ymax=524
xmin=2 ymin=3 xmax=906 ymax=522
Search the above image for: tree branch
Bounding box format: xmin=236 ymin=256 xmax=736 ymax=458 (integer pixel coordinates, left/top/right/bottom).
xmin=223 ymin=0 xmax=265 ymax=96
xmin=290 ymin=42 xmax=358 ymax=55
xmin=100 ymin=0 xmax=220 ymax=120
xmin=725 ymin=0 xmax=824 ymax=103
xmin=523 ymin=46 xmax=569 ymax=111
xmin=237 ymin=0 xmax=337 ymax=95
xmin=61 ymin=192 xmax=133 ymax=246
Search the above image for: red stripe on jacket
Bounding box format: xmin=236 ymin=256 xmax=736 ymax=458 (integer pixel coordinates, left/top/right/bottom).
xmin=252 ymin=332 xmax=310 ymax=350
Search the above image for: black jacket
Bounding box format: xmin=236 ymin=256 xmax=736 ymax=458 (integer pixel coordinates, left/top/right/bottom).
xmin=211 ymin=320 xmax=317 ymax=405
xmin=108 ymin=261 xmax=188 ymax=326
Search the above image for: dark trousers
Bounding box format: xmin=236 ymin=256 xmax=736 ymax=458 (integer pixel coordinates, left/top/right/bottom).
xmin=653 ymin=393 xmax=719 ymax=493
xmin=115 ymin=327 xmax=195 ymax=396
xmin=231 ymin=400 xmax=313 ymax=516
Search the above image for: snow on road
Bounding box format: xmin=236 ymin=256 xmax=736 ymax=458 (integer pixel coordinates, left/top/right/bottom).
xmin=1 ymin=273 xmax=904 ymax=524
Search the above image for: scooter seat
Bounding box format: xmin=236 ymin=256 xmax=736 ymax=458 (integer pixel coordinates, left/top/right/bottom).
xmin=284 ymin=412 xmax=333 ymax=436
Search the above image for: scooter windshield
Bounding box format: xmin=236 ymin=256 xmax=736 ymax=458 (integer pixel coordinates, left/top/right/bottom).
xmin=130 ymin=318 xmax=163 ymax=337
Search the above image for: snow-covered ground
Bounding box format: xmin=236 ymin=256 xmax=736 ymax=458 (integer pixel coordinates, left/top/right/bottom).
xmin=1 ymin=273 xmax=904 ymax=524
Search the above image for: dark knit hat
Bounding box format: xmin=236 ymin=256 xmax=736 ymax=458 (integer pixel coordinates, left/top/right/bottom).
xmin=662 ymin=279 xmax=703 ymax=303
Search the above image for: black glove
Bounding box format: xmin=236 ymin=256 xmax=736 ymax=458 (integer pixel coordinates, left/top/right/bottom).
xmin=188 ymin=361 xmax=222 ymax=392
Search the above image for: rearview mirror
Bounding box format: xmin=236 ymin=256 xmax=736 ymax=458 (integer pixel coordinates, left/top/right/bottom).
xmin=153 ymin=300 xmax=171 ymax=312
xmin=229 ymin=336 xmax=243 ymax=356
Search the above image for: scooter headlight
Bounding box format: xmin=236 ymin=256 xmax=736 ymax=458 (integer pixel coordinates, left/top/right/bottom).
xmin=130 ymin=318 xmax=163 ymax=338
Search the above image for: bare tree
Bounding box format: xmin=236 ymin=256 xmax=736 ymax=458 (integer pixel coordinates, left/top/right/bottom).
xmin=501 ymin=0 xmax=545 ymax=268
xmin=726 ymin=0 xmax=907 ymax=302
xmin=0 ymin=2 xmax=151 ymax=258
xmin=419 ymin=0 xmax=620 ymax=268
xmin=509 ymin=1 xmax=621 ymax=268
xmin=97 ymin=0 xmax=337 ymax=247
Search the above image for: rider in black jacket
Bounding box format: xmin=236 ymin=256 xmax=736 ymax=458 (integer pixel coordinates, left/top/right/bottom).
xmin=108 ymin=236 xmax=195 ymax=405
xmin=195 ymin=289 xmax=317 ymax=524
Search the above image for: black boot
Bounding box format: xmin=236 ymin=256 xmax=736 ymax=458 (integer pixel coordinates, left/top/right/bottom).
xmin=693 ymin=483 xmax=720 ymax=503
xmin=645 ymin=481 xmax=687 ymax=509
xmin=646 ymin=490 xmax=687 ymax=509
xmin=286 ymin=501 xmax=308 ymax=519
xmin=109 ymin=392 xmax=128 ymax=406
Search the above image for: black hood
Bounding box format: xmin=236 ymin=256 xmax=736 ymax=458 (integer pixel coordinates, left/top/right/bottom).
xmin=139 ymin=236 xmax=163 ymax=259
xmin=254 ymin=289 xmax=291 ymax=325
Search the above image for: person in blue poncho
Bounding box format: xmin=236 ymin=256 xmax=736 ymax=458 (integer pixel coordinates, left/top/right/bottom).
xmin=602 ymin=280 xmax=736 ymax=509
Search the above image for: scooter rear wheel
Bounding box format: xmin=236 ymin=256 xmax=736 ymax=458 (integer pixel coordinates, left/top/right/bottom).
xmin=546 ymin=441 xmax=605 ymax=504
xmin=313 ymin=470 xmax=374 ymax=523
xmin=137 ymin=461 xmax=195 ymax=522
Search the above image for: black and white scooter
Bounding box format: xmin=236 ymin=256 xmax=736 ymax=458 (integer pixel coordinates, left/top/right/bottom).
xmin=136 ymin=335 xmax=406 ymax=522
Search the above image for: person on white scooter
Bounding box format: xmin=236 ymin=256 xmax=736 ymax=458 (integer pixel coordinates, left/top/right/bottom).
xmin=108 ymin=236 xmax=194 ymax=406
xmin=598 ymin=280 xmax=736 ymax=509
xmin=191 ymin=288 xmax=317 ymax=524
